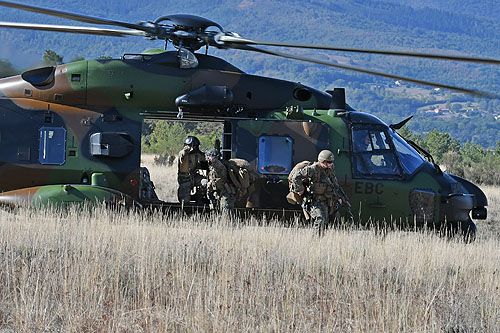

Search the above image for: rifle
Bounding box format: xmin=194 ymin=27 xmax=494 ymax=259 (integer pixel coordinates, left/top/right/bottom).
xmin=206 ymin=189 xmax=217 ymax=210
xmin=334 ymin=176 xmax=351 ymax=208
xmin=326 ymin=174 xmax=354 ymax=221
xmin=301 ymin=194 xmax=312 ymax=222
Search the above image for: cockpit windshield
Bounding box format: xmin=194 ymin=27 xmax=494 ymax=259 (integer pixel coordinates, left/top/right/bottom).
xmin=390 ymin=130 xmax=425 ymax=174
xmin=351 ymin=126 xmax=425 ymax=178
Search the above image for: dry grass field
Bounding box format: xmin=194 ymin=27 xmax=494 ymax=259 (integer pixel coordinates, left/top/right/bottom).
xmin=0 ymin=155 xmax=499 ymax=331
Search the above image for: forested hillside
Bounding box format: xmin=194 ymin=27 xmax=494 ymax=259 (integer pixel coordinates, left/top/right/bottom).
xmin=1 ymin=0 xmax=500 ymax=147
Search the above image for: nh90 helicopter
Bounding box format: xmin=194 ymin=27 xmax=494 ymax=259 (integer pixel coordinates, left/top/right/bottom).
xmin=0 ymin=1 xmax=494 ymax=233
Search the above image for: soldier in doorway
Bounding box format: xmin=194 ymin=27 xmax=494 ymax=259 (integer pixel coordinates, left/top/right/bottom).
xmin=177 ymin=136 xmax=206 ymax=204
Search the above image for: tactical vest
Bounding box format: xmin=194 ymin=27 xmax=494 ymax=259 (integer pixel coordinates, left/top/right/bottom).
xmin=306 ymin=163 xmax=337 ymax=199
xmin=178 ymin=150 xmax=205 ymax=178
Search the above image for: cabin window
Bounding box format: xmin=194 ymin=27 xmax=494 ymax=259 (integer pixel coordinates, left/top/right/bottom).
xmin=39 ymin=127 xmax=66 ymax=165
xmin=351 ymin=127 xmax=402 ymax=178
xmin=71 ymin=74 xmax=81 ymax=82
xmin=178 ymin=48 xmax=199 ymax=69
xmin=258 ymin=136 xmax=293 ymax=174
xmin=89 ymin=132 xmax=134 ymax=158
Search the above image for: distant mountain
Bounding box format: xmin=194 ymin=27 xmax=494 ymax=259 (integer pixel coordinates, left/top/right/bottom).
xmin=1 ymin=0 xmax=499 ymax=147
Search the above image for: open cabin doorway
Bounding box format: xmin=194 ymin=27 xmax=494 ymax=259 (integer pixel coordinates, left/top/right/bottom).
xmin=140 ymin=119 xmax=224 ymax=203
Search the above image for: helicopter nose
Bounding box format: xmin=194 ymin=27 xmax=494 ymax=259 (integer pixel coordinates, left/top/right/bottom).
xmin=441 ymin=193 xmax=474 ymax=222
xmin=445 ymin=174 xmax=488 ymax=221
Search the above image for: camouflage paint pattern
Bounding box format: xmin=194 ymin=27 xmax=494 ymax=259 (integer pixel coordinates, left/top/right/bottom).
xmin=0 ymin=184 xmax=136 ymax=209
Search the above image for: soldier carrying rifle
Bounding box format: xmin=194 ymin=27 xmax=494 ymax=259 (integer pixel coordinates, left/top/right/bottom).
xmin=290 ymin=150 xmax=350 ymax=236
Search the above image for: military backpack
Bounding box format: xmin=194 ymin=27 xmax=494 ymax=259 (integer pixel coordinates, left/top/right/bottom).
xmin=286 ymin=160 xmax=312 ymax=205
xmin=222 ymin=158 xmax=258 ymax=199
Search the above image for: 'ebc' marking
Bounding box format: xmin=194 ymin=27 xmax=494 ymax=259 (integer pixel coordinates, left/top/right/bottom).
xmin=354 ymin=181 xmax=384 ymax=195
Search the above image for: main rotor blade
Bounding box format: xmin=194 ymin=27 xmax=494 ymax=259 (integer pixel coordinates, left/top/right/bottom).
xmin=0 ymin=1 xmax=149 ymax=32
xmin=219 ymin=35 xmax=500 ymax=65
xmin=0 ymin=21 xmax=146 ymax=37
xmin=234 ymin=45 xmax=497 ymax=98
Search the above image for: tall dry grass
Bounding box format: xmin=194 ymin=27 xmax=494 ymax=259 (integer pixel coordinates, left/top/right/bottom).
xmin=141 ymin=154 xmax=178 ymax=202
xmin=1 ymin=207 xmax=500 ymax=331
xmin=0 ymin=155 xmax=498 ymax=331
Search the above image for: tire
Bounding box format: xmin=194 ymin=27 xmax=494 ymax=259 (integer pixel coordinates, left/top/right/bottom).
xmin=441 ymin=219 xmax=476 ymax=243
xmin=461 ymin=218 xmax=477 ymax=243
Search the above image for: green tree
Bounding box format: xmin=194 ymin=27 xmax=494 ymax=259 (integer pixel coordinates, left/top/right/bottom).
xmin=0 ymin=60 xmax=17 ymax=78
xmin=142 ymin=121 xmax=219 ymax=156
xmin=143 ymin=122 xmax=188 ymax=155
xmin=424 ymin=129 xmax=460 ymax=164
xmin=69 ymin=56 xmax=85 ymax=63
xmin=397 ymin=126 xmax=421 ymax=143
xmin=442 ymin=150 xmax=463 ymax=176
xmin=459 ymin=142 xmax=500 ymax=184
xmin=42 ymin=50 xmax=63 ymax=66
xmin=461 ymin=141 xmax=486 ymax=165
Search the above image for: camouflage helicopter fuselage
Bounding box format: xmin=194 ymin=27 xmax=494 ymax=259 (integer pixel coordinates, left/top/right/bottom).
xmin=0 ymin=49 xmax=488 ymax=232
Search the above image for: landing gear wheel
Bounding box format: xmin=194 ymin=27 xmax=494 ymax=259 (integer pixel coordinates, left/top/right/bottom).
xmin=442 ymin=219 xmax=476 ymax=243
xmin=461 ymin=218 xmax=477 ymax=243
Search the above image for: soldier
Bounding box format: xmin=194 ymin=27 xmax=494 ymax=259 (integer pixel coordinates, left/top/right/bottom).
xmin=353 ymin=130 xmax=373 ymax=152
xmin=205 ymin=148 xmax=235 ymax=212
xmin=291 ymin=150 xmax=345 ymax=236
xmin=177 ymin=136 xmax=206 ymax=204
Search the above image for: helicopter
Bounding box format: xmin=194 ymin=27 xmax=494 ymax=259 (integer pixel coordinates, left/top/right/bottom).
xmin=0 ymin=1 xmax=493 ymax=234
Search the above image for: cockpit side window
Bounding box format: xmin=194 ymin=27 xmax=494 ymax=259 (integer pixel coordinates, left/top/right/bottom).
xmin=351 ymin=127 xmax=402 ymax=178
xmin=353 ymin=129 xmax=372 ymax=152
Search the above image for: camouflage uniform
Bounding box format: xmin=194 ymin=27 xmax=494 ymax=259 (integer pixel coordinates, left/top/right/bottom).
xmin=177 ymin=138 xmax=206 ymax=204
xmin=291 ymin=151 xmax=342 ymax=236
xmin=206 ymin=149 xmax=235 ymax=211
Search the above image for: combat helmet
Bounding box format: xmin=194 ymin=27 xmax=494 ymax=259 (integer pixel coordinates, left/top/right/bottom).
xmin=184 ymin=136 xmax=200 ymax=149
xmin=318 ymin=150 xmax=334 ymax=163
xmin=205 ymin=148 xmax=221 ymax=160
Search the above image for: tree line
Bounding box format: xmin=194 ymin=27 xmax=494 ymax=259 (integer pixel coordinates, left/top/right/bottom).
xmin=399 ymin=127 xmax=500 ymax=185
xmin=141 ymin=121 xmax=221 ymax=165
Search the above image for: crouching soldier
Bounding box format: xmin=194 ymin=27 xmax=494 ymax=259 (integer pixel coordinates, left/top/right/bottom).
xmin=291 ymin=150 xmax=345 ymax=236
xmin=205 ymin=148 xmax=235 ymax=212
